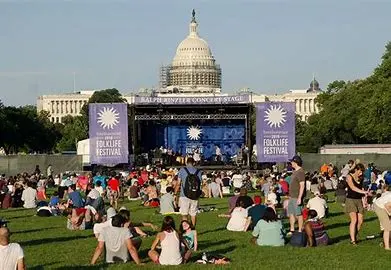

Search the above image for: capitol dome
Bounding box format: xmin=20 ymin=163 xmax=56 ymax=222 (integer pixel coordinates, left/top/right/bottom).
xmin=164 ymin=10 xmax=222 ymax=93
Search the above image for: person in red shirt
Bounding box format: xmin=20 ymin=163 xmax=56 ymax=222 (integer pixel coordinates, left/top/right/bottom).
xmin=279 ymin=177 xmax=289 ymax=195
xmin=108 ymin=175 xmax=120 ymax=209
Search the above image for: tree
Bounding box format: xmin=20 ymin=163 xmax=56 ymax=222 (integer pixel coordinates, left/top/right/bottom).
xmin=297 ymin=41 xmax=391 ymax=152
xmin=80 ymin=88 xmax=126 ymax=120
xmin=56 ymin=116 xmax=88 ymax=152
xmin=326 ymin=80 xmax=346 ymax=94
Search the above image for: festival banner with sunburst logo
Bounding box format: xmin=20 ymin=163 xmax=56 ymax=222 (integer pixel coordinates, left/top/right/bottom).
xmin=256 ymin=102 xmax=295 ymax=162
xmin=89 ymin=103 xmax=129 ymax=165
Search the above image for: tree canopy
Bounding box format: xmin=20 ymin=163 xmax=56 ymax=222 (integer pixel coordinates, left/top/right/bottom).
xmin=296 ymin=41 xmax=391 ymax=152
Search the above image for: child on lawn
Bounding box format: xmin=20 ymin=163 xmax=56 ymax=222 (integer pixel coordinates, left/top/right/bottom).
xmin=180 ymin=220 xmax=198 ymax=263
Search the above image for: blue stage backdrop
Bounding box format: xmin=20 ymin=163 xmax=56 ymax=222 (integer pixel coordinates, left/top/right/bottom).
xmin=163 ymin=124 xmax=245 ymax=159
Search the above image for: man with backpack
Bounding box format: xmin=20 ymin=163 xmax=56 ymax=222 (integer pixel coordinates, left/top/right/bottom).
xmin=176 ymin=157 xmax=202 ymax=226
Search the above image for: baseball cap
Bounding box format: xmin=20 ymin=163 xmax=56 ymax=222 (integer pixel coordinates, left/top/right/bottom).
xmin=289 ymin=155 xmax=303 ymax=166
xmin=106 ymin=207 xmax=116 ymax=219
xmin=253 ymin=196 xmax=262 ymax=205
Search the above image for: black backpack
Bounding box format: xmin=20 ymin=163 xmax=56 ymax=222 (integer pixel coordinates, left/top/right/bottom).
xmin=184 ymin=167 xmax=201 ymax=200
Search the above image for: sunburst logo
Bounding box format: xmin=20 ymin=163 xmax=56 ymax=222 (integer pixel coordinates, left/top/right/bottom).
xmin=187 ymin=126 xmax=202 ymax=140
xmin=97 ymin=107 xmax=120 ymax=129
xmin=264 ymin=104 xmax=287 ymax=128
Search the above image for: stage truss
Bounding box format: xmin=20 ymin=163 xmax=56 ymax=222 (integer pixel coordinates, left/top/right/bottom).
xmin=134 ymin=113 xmax=247 ymax=121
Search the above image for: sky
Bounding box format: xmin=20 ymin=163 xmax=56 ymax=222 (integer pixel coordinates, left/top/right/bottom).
xmin=0 ymin=0 xmax=391 ymax=106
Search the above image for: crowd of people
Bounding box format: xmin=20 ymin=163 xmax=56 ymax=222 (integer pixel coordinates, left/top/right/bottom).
xmin=2 ymin=156 xmax=391 ymax=268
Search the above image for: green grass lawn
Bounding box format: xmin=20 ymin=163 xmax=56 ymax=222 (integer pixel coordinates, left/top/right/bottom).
xmin=1 ymin=193 xmax=390 ymax=270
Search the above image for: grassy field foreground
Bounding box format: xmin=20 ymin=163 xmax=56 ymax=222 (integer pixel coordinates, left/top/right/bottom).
xmin=1 ymin=194 xmax=390 ymax=270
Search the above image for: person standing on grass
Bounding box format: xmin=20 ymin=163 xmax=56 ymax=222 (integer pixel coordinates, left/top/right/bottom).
xmin=287 ymin=155 xmax=306 ymax=234
xmin=107 ymin=174 xmax=120 ymax=209
xmin=91 ymin=214 xmax=142 ymax=265
xmin=345 ymin=163 xmax=369 ymax=245
xmin=0 ymin=227 xmax=26 ymax=270
xmin=176 ymin=157 xmax=202 ymax=226
xmin=374 ymin=178 xmax=391 ymax=250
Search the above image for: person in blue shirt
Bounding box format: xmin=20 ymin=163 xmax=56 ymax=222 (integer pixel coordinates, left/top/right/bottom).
xmin=176 ymin=157 xmax=202 ymax=226
xmin=247 ymin=196 xmax=267 ymax=230
xmin=93 ymin=173 xmax=107 ymax=189
xmin=68 ymin=184 xmax=84 ymax=208
xmin=49 ymin=191 xmax=60 ymax=207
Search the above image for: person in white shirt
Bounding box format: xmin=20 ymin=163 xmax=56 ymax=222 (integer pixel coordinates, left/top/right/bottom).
xmin=93 ymin=207 xmax=117 ymax=238
xmin=267 ymin=186 xmax=278 ymax=210
xmin=21 ymin=182 xmax=37 ymax=209
xmin=307 ymin=192 xmax=328 ymax=219
xmin=232 ymin=172 xmax=244 ymax=189
xmin=226 ymin=200 xmax=250 ymax=232
xmin=0 ymin=227 xmax=25 ymax=270
xmin=91 ymin=214 xmax=142 ymax=265
xmin=374 ymin=183 xmax=391 ymax=250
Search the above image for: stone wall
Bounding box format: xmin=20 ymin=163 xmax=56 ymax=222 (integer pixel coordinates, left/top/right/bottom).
xmin=0 ymin=155 xmax=83 ymax=176
xmin=300 ymin=153 xmax=391 ymax=172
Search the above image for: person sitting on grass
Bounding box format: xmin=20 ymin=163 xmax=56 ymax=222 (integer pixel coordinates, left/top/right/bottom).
xmin=226 ymin=199 xmax=251 ymax=232
xmin=306 ymin=191 xmax=328 ymax=219
xmin=236 ymin=188 xmax=254 ymax=209
xmin=228 ymin=188 xmax=241 ymax=214
xmin=304 ymin=209 xmax=329 ymax=247
xmin=91 ymin=214 xmax=142 ymax=265
xmin=160 ymin=186 xmax=177 ymax=215
xmin=21 ymin=181 xmax=37 ymax=209
xmin=67 ymin=184 xmax=84 ymax=209
xmin=144 ymin=180 xmax=159 ymax=207
xmin=127 ymin=180 xmax=140 ymax=201
xmin=180 ymin=220 xmax=198 ymax=263
xmin=93 ymin=207 xmax=117 ymax=238
xmin=0 ymin=227 xmax=26 ymax=270
xmin=148 ymin=216 xmax=183 ymax=265
xmin=66 ymin=207 xmax=93 ymax=230
xmin=117 ymin=208 xmax=158 ymax=251
xmin=247 ymin=196 xmax=267 ymax=230
xmin=251 ymin=207 xmax=285 ymax=247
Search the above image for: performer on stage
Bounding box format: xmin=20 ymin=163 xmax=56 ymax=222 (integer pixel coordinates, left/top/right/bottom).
xmin=215 ymin=145 xmax=222 ymax=162
xmin=193 ymin=148 xmax=201 ymax=165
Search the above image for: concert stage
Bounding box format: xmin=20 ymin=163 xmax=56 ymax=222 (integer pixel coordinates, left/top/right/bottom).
xmin=130 ymin=94 xmax=253 ymax=167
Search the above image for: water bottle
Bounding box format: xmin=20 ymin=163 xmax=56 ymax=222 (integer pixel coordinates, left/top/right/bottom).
xmin=202 ymin=252 xmax=207 ymax=262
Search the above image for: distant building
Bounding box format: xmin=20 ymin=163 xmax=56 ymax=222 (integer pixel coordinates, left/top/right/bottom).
xmin=320 ymin=144 xmax=391 ymax=154
xmin=37 ymin=90 xmax=95 ymax=123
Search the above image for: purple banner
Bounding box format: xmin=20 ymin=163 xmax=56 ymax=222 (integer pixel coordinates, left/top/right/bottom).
xmin=134 ymin=94 xmax=249 ymax=105
xmin=89 ymin=103 xmax=129 ymax=165
xmin=256 ymin=102 xmax=295 ymax=163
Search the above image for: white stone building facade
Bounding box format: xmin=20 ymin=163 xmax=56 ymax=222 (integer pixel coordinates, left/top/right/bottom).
xmin=37 ymin=91 xmax=94 ymax=123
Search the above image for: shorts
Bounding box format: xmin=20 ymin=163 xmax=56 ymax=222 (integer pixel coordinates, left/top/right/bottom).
xmin=287 ymin=198 xmax=303 ymax=216
xmin=222 ymin=186 xmax=230 ymax=194
xmin=179 ymin=197 xmax=199 ymax=217
xmin=374 ymin=205 xmax=391 ymax=231
xmin=110 ymin=190 xmax=119 ymax=200
xmin=345 ymin=198 xmax=364 ymax=214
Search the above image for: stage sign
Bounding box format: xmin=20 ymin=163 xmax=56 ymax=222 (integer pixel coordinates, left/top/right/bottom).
xmin=89 ymin=103 xmax=129 ymax=165
xmin=256 ymin=102 xmax=295 ymax=163
xmin=134 ymin=94 xmax=249 ymax=105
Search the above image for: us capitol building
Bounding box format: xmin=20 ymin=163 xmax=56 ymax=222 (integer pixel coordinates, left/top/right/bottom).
xmin=37 ymin=10 xmax=320 ymax=123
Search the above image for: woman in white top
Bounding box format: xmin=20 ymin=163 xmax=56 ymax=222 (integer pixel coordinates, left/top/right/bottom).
xmin=148 ymin=216 xmax=183 ymax=265
xmin=226 ymin=200 xmax=250 ymax=232
xmin=374 ymin=181 xmax=391 ymax=250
